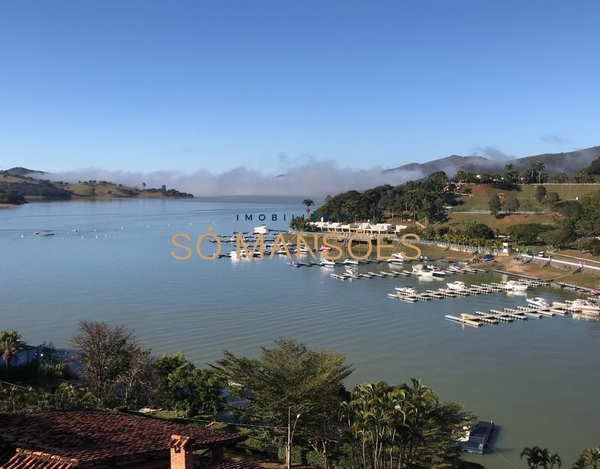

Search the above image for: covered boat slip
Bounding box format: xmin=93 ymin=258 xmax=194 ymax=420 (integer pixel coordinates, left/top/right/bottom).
xmin=458 ymin=421 xmax=495 ymax=454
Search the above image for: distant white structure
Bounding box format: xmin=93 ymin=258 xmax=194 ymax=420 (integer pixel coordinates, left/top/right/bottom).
xmin=309 ymin=220 xmax=406 ymax=237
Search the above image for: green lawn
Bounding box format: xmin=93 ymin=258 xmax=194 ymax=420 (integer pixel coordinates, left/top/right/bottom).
xmin=454 ymin=183 xmax=600 ymax=211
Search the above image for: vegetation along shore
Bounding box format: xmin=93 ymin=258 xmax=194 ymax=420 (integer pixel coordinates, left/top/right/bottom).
xmin=2 ymin=325 xmax=599 ymax=469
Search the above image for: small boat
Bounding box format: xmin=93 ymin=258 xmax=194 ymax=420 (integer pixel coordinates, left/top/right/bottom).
xmin=254 ymin=225 xmax=269 ymax=234
xmin=318 ymin=245 xmax=331 ymax=251
xmin=287 ymin=261 xmax=300 ymax=268
xmin=526 ymin=297 xmax=551 ymax=308
xmin=447 ymin=281 xmax=468 ymax=291
xmin=395 ymin=286 xmax=417 ymax=295
xmin=343 ymin=258 xmax=359 ymax=265
xmin=319 ymin=258 xmax=336 ymax=268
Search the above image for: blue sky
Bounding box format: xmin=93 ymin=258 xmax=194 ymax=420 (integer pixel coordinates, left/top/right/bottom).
xmin=1 ymin=1 xmax=599 ymax=177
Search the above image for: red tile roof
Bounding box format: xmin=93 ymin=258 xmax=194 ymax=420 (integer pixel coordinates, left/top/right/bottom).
xmin=0 ymin=411 xmax=245 ymax=464
xmin=1 ymin=449 xmax=78 ymax=469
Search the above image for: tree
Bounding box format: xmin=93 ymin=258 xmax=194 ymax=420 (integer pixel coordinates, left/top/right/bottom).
xmin=550 ymin=172 xmax=569 ymax=183
xmin=545 ymin=192 xmax=560 ymax=209
xmin=580 ymin=447 xmax=600 ymax=469
xmin=154 ymin=352 xmax=223 ymax=418
xmin=529 ymin=162 xmax=546 ymax=184
xmin=521 ymin=446 xmax=550 ymax=469
xmin=302 ymin=198 xmax=315 ymax=220
xmin=489 ymin=195 xmax=502 ymax=217
xmin=142 ymin=182 xmax=146 ymax=189
xmin=464 ymin=222 xmax=495 ymax=240
xmin=340 ymin=378 xmax=475 ymax=469
xmin=70 ymin=321 xmax=153 ymax=406
xmin=502 ymin=163 xmax=520 ymax=185
xmin=535 ymin=186 xmax=547 ymax=203
xmin=502 ymin=196 xmax=520 ymax=214
xmin=214 ymin=339 xmax=354 ymax=465
xmin=1 ymin=330 xmax=21 ymax=377
xmin=549 ymin=452 xmax=562 ymax=469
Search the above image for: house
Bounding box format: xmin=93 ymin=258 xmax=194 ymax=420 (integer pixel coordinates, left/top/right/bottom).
xmin=0 ymin=341 xmax=41 ymax=367
xmin=0 ymin=410 xmax=267 ymax=469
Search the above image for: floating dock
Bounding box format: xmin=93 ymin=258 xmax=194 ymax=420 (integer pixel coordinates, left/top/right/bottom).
xmin=457 ymin=421 xmax=494 ymax=454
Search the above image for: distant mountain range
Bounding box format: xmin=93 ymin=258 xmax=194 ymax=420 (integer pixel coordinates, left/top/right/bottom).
xmin=385 ymin=145 xmax=600 ymax=177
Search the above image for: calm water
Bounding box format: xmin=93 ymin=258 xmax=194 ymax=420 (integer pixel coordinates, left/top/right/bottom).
xmin=1 ymin=199 xmax=599 ymax=468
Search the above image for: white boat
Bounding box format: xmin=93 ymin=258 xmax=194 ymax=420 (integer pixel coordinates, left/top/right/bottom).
xmin=254 ymin=224 xmax=269 ymax=234
xmin=570 ymin=299 xmax=600 ymax=314
xmin=505 ymin=280 xmax=529 ymax=292
xmin=447 ymin=281 xmax=468 ymax=291
xmin=426 ymin=265 xmax=446 ymax=277
xmin=319 ymin=258 xmax=336 ymax=268
xmin=395 ymin=286 xmax=417 ymax=295
xmin=526 ymin=297 xmax=551 ymax=308
xmin=318 ymin=245 xmax=331 ymax=252
xmin=387 ymin=253 xmax=404 ymax=264
xmin=412 ymin=265 xmax=434 ymax=277
xmin=343 ymin=258 xmax=359 ymax=265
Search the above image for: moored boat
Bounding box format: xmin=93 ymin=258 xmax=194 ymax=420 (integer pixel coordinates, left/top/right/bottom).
xmin=505 ymin=280 xmax=529 ymax=292
xmin=526 ymin=297 xmax=551 ymax=308
xmin=570 ymin=299 xmax=600 ymax=315
xmin=447 ymin=281 xmax=468 ymax=291
xmin=254 ymin=224 xmax=269 ymax=234
xmin=395 ymin=286 xmax=417 ymax=295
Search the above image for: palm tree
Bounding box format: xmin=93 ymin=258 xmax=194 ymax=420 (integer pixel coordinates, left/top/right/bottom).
xmin=521 ymin=446 xmax=548 ymax=469
xmin=529 ymin=162 xmax=546 ymax=184
xmin=1 ymin=330 xmax=21 ymax=377
xmin=549 ymin=452 xmax=562 ymax=469
xmin=302 ymin=198 xmax=315 ymax=220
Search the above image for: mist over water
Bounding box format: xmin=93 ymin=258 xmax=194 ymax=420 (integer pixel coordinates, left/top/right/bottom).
xmin=42 ymin=160 xmax=425 ymax=197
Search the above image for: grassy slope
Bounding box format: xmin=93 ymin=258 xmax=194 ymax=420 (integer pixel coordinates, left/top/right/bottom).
xmin=455 ymin=183 xmax=600 ymax=211
xmin=1 ymin=176 xmax=189 ymax=199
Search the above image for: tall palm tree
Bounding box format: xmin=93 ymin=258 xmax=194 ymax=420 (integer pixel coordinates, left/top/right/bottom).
xmin=529 ymin=162 xmax=546 ymax=184
xmin=1 ymin=330 xmax=21 ymax=377
xmin=302 ymin=198 xmax=315 ymax=220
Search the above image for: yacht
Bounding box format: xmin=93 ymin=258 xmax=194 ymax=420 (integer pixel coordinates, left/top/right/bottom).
xmin=412 ymin=265 xmax=434 ymax=277
xmin=318 ymin=245 xmax=332 ymax=252
xmin=570 ymin=299 xmax=600 ymax=314
xmin=426 ymin=265 xmax=446 ymax=277
xmin=319 ymin=258 xmax=336 ymax=268
xmin=395 ymin=286 xmax=417 ymax=295
xmin=447 ymin=281 xmax=468 ymax=291
xmin=526 ymin=297 xmax=551 ymax=308
xmin=254 ymin=224 xmax=269 ymax=234
xmin=387 ymin=253 xmax=404 ymax=265
xmin=505 ymin=280 xmax=529 ymax=292
xmin=343 ymin=258 xmax=359 ymax=265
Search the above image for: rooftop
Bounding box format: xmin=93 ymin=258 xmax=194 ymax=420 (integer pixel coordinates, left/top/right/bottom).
xmin=0 ymin=411 xmax=246 ymax=464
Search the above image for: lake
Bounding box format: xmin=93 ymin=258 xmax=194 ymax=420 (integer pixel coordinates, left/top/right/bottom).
xmin=1 ymin=198 xmax=599 ymax=468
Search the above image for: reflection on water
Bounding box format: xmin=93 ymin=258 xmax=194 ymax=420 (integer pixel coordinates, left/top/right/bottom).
xmin=1 ymin=199 xmax=599 ymax=469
